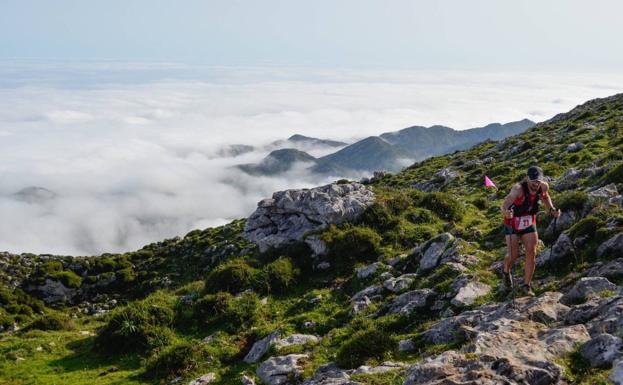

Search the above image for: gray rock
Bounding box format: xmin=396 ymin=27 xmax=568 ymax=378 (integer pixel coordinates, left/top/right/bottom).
xmin=597 ymin=233 xmax=623 ymax=258
xmin=275 ymin=334 xmax=319 ymax=348
xmin=188 ymin=373 xmax=217 ymax=385
xmin=350 ymin=296 xmax=371 ymax=315
xmin=243 ymin=183 xmax=375 ymax=252
xmin=588 ymin=183 xmax=619 ymax=205
xmin=418 ymin=233 xmax=454 ymax=271
xmin=355 ymin=262 xmax=381 ymax=279
xmin=544 ymin=211 xmax=577 ymax=238
xmin=244 ymin=330 xmax=281 ymax=363
xmin=383 ymin=274 xmax=416 ymax=293
xmin=257 ymin=354 xmax=308 ymax=385
xmin=26 ymin=278 xmax=77 ymax=304
xmin=536 ymin=233 xmax=575 ymax=267
xmin=587 ymin=258 xmax=623 ymax=282
xmin=450 ymin=281 xmax=491 ymax=307
xmin=560 ymin=277 xmax=618 ymax=305
xmin=301 ymin=362 xmax=358 ymax=385
xmin=388 ymin=289 xmax=436 ymax=315
xmin=350 ymin=285 xmax=382 ymax=303
xmin=523 ymin=291 xmax=570 ymax=323
xmin=352 ymin=361 xmax=406 ymax=375
xmin=305 ymin=235 xmax=328 ymax=256
xmin=315 ymin=262 xmax=331 ymax=270
xmin=611 ymin=359 xmax=623 ymax=385
xmin=241 ymin=374 xmax=256 ymax=385
xmin=398 ymin=339 xmax=415 ymax=352
xmin=580 ymin=333 xmax=623 ymax=368
xmin=566 ymin=141 xmax=584 ymax=152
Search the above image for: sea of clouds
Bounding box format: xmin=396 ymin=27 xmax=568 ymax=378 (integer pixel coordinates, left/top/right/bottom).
xmin=1 ymin=60 xmax=622 ymax=256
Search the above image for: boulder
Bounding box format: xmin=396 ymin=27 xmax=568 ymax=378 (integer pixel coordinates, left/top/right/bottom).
xmin=352 ymin=361 xmax=406 ymax=375
xmin=450 ymin=281 xmax=491 ymax=308
xmin=566 ymin=141 xmax=584 ymax=152
xmin=388 ymin=289 xmax=436 ymax=315
xmin=241 ymin=374 xmax=256 ymax=385
xmin=243 ymin=183 xmax=375 ymax=252
xmin=244 ymin=330 xmax=281 ymax=363
xmin=580 ymin=333 xmax=623 ymax=368
xmin=350 ymin=285 xmax=382 ymax=303
xmin=596 ymin=233 xmax=623 ymax=258
xmin=257 ymin=354 xmax=308 ymax=385
xmin=588 ymin=183 xmax=619 ymax=204
xmin=543 ymin=211 xmax=577 ymax=238
xmin=560 ymin=277 xmax=618 ymax=305
xmin=418 ymin=233 xmax=454 ymax=271
xmin=26 ymin=278 xmax=77 ymax=304
xmin=398 ymin=339 xmax=416 ymax=352
xmin=350 ymin=296 xmax=372 ymax=316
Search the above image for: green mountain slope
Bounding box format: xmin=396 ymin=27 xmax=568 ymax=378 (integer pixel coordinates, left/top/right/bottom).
xmin=1 ymin=94 xmax=622 ymax=385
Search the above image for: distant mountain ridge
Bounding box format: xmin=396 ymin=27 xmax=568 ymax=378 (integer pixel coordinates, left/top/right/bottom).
xmin=237 ymin=119 xmax=535 ymax=177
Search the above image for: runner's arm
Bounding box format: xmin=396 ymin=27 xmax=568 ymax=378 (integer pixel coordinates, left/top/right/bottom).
xmin=500 ymin=184 xmax=521 ymax=216
xmin=540 ymin=183 xmax=559 ymax=215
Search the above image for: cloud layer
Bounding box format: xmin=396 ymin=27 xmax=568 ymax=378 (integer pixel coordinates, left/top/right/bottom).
xmin=1 ymin=63 xmax=622 ymax=255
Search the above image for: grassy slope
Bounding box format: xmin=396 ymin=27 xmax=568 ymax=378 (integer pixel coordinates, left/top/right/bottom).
xmin=1 ymin=94 xmax=622 ymax=385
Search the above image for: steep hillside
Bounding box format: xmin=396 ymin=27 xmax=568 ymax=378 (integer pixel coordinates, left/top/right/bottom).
xmin=1 ymin=94 xmax=622 ymax=385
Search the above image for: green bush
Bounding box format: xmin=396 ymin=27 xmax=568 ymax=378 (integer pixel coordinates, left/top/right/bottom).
xmin=222 ymin=291 xmax=263 ymax=333
xmin=264 ymin=257 xmax=300 ymax=293
xmin=472 ymin=197 xmax=488 ymax=210
xmin=321 ymin=225 xmax=382 ymax=267
xmin=335 ymin=328 xmax=395 ymax=369
xmin=420 ymin=192 xmax=465 ymax=221
xmin=144 ymin=342 xmax=211 ymax=380
xmin=204 ymin=258 xmax=260 ymax=294
xmin=115 ymin=267 xmax=137 ymax=284
xmin=26 ymin=314 xmax=75 ymax=331
xmin=95 ymin=301 xmax=175 ymax=355
xmin=555 ymin=190 xmax=588 ymax=212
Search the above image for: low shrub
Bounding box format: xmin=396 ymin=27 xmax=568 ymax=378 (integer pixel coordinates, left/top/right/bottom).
xmin=405 ymin=207 xmax=435 ymax=224
xmin=361 ymin=202 xmax=399 ymax=231
xmin=335 ymin=328 xmax=395 ymax=369
xmin=568 ymin=216 xmax=605 ymax=240
xmin=555 ymin=190 xmax=588 ymax=212
xmin=26 ymin=314 xmax=75 ymax=331
xmin=143 ymin=342 xmax=211 ymax=380
xmin=321 ymin=225 xmax=382 ymax=268
xmin=420 ymin=192 xmax=465 ymax=221
xmin=51 ymin=270 xmax=83 ymax=288
xmin=194 ymin=292 xmax=233 ymax=320
xmin=263 ymin=257 xmax=300 ymax=293
xmin=94 ymin=300 xmax=175 ymax=355
xmin=204 ymin=258 xmax=260 ymax=294
xmin=222 ymin=291 xmax=263 ymax=333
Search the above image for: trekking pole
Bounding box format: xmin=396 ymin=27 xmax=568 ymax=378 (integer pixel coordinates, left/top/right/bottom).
xmin=511 ymin=261 xmax=517 ymax=309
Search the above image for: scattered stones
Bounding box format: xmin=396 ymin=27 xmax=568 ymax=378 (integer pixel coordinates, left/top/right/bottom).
xmin=188 ymin=373 xmax=216 ymax=385
xmin=560 ymin=277 xmax=617 ymax=305
xmin=257 ymin=354 xmax=308 ymax=385
xmin=580 ymin=333 xmax=623 ymax=368
xmin=350 ymin=296 xmax=372 ymax=315
xmin=301 ymin=362 xmax=358 ymax=385
xmin=350 ymin=285 xmax=382 ymax=303
xmin=383 ymin=274 xmax=416 ymax=293
xmin=587 ymin=258 xmax=623 ymax=282
xmin=240 ymin=374 xmax=256 ymax=385
xmin=243 ymin=182 xmax=375 ymax=252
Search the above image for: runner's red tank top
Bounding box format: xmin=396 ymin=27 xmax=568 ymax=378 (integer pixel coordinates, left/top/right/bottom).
xmin=503 ymin=186 xmax=548 ymax=226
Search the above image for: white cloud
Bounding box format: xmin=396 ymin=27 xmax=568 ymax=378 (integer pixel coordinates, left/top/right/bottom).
xmin=1 ymin=63 xmax=623 ymax=255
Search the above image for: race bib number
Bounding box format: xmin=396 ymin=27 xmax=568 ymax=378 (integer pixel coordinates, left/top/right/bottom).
xmin=513 ymin=215 xmax=533 ymax=231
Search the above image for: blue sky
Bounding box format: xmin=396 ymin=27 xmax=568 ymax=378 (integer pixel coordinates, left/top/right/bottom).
xmin=2 ymin=0 xmax=623 ymax=70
